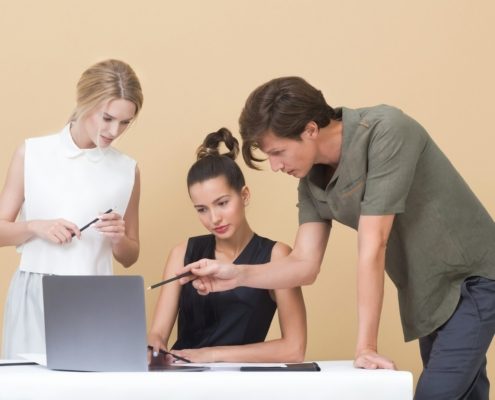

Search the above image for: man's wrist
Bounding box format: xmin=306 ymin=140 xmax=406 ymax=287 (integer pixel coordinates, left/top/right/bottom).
xmin=355 ymin=344 xmax=378 ymax=358
xmin=235 ymin=264 xmax=247 ymax=287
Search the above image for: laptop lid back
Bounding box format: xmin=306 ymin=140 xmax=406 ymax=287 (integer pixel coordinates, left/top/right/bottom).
xmin=43 ymin=275 xmax=148 ymax=372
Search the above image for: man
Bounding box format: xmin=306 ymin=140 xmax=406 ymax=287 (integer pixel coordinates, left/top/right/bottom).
xmin=181 ymin=77 xmax=495 ymax=399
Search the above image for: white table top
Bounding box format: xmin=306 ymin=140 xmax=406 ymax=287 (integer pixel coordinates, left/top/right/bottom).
xmin=0 ymin=360 xmax=413 ymax=400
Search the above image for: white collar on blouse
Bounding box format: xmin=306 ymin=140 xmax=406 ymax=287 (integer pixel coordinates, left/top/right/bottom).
xmin=60 ymin=123 xmax=110 ymax=161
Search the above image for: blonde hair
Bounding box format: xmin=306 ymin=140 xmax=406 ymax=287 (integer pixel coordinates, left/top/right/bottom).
xmin=70 ymin=59 xmax=143 ymax=122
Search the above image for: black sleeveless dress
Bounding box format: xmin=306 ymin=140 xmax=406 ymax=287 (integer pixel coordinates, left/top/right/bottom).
xmin=172 ymin=234 xmax=277 ymax=350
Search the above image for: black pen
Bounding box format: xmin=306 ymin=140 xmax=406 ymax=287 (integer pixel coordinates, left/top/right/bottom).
xmin=147 ymin=345 xmax=191 ymax=363
xmin=146 ymin=271 xmax=193 ymax=290
xmin=71 ymin=208 xmax=113 ymax=237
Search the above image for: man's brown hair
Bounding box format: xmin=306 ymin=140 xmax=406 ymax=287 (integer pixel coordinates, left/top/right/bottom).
xmin=239 ymin=76 xmax=340 ymax=169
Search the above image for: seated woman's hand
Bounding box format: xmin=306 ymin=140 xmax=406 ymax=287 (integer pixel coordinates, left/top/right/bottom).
xmin=147 ymin=333 xmax=173 ymax=366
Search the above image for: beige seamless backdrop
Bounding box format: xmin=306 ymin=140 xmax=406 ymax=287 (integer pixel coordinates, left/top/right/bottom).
xmin=0 ymin=0 xmax=493 ymax=389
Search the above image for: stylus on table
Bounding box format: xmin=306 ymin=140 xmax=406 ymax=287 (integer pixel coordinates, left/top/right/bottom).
xmin=147 ymin=345 xmax=191 ymax=363
xmin=0 ymin=362 xmax=38 ymax=367
xmin=71 ymin=208 xmax=113 ymax=237
xmin=146 ymin=271 xmax=193 ymax=290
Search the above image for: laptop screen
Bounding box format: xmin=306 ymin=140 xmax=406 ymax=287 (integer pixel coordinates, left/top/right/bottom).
xmin=43 ymin=275 xmax=148 ymax=372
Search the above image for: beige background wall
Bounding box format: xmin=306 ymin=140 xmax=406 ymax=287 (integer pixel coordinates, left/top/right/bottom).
xmin=0 ymin=0 xmax=493 ymax=388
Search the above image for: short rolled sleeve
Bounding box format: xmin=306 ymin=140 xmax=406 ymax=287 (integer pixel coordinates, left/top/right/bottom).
xmin=360 ymin=110 xmax=428 ymax=215
xmin=297 ymin=179 xmax=329 ymax=225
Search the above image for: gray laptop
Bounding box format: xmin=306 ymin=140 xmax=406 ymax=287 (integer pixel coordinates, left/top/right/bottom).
xmin=42 ymin=275 xmax=206 ymax=372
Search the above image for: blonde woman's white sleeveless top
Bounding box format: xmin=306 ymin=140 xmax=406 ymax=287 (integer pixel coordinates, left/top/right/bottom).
xmin=18 ymin=124 xmax=136 ymax=275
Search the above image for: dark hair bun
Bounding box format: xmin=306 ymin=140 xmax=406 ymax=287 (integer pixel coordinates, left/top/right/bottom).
xmin=197 ymin=128 xmax=239 ymax=161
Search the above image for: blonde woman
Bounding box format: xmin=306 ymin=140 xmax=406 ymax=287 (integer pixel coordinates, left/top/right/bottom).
xmin=0 ymin=59 xmax=143 ymax=358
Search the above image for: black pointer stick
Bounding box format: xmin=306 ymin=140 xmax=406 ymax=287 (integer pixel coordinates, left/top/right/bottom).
xmin=147 ymin=271 xmax=193 ymax=290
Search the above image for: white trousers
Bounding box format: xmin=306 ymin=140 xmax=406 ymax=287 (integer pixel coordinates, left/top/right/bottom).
xmin=2 ymin=269 xmax=46 ymax=359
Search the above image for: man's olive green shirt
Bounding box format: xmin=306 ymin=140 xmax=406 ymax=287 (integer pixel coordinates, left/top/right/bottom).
xmin=298 ymin=105 xmax=495 ymax=341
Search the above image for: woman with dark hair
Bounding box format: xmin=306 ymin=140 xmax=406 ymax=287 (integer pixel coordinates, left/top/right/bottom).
xmin=148 ymin=127 xmax=306 ymax=363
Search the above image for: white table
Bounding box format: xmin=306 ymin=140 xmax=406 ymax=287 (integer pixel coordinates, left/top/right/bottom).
xmin=0 ymin=360 xmax=413 ymax=400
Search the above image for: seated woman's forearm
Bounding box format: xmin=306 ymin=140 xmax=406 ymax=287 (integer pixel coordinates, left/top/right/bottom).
xmin=183 ymin=337 xmax=306 ymax=363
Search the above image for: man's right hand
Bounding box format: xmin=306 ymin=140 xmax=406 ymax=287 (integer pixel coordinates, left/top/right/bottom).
xmin=180 ymin=258 xmax=242 ymax=295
